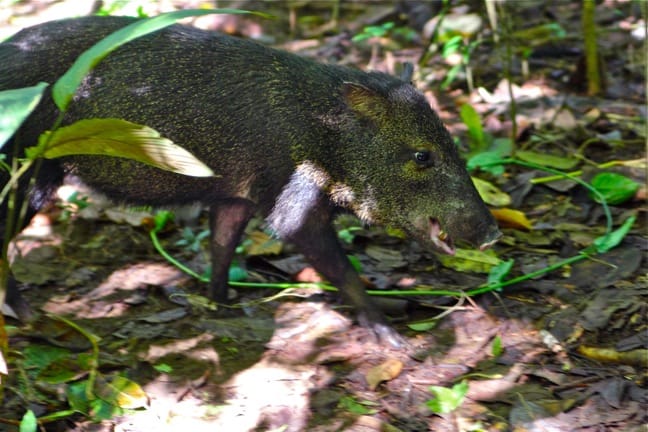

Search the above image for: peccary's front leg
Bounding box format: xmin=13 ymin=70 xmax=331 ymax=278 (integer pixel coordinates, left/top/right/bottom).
xmin=267 ymin=167 xmax=404 ymax=347
xmin=290 ymin=219 xmax=404 ymax=348
xmin=208 ymin=199 xmax=255 ymax=302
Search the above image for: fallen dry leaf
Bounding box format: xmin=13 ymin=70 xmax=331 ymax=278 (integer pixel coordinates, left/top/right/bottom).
xmin=366 ymin=358 xmax=403 ymax=391
xmin=491 ymin=208 xmax=532 ymax=230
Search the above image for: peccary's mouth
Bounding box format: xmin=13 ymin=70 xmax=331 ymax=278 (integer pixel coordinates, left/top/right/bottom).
xmin=429 ymin=218 xmax=456 ymax=255
xmin=479 ymin=237 xmax=500 ymax=251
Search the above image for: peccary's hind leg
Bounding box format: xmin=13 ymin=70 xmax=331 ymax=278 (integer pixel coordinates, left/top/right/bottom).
xmin=2 ymin=206 xmax=36 ymax=321
xmin=4 ymin=277 xmax=34 ymax=321
xmin=208 ymin=199 xmax=255 ymax=302
xmin=0 ymin=157 xmax=64 ymax=321
xmin=0 ymin=182 xmax=44 ymax=322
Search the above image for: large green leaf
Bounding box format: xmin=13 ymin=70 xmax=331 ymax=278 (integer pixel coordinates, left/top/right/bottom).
xmin=52 ymin=8 xmax=260 ymax=111
xmin=0 ymin=82 xmax=48 ymax=150
xmin=28 ymin=118 xmax=215 ymax=177
xmin=590 ymin=172 xmax=640 ymax=205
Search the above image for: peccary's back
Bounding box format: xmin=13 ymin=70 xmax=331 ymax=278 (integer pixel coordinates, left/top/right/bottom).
xmin=0 ymin=16 xmax=380 ymax=210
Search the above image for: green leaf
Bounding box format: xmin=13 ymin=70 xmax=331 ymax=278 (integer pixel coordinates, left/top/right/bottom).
xmin=460 ymin=104 xmax=485 ymax=150
xmin=437 ymin=248 xmax=501 ymax=274
xmin=32 ymin=410 xmax=77 ymax=423
xmin=19 ymin=410 xmax=38 ymax=432
xmin=593 ymin=215 xmax=636 ymax=254
xmin=590 ymin=172 xmax=640 ymax=205
xmin=29 ymin=118 xmax=215 ymax=177
xmin=153 ymin=210 xmax=174 ymax=232
xmin=153 ymin=363 xmax=173 ymax=373
xmin=94 ymin=375 xmax=148 ymax=410
xmin=38 ymin=356 xmax=90 ymax=384
xmin=472 ymin=177 xmax=511 ymax=207
xmin=338 ymin=396 xmax=375 ymax=415
xmin=427 ymin=380 xmax=469 ymax=414
xmin=347 ymin=254 xmax=363 ymax=273
xmin=487 ymin=259 xmax=514 ymax=285
xmin=516 ymin=150 xmax=579 ymax=170
xmin=491 ymin=335 xmax=503 ymax=357
xmin=513 ymin=22 xmax=566 ymax=42
xmin=90 ymin=397 xmax=122 ymax=421
xmin=467 ymin=151 xmax=505 ymax=176
xmin=385 ymin=226 xmax=406 ymax=239
xmin=22 ymin=344 xmax=70 ymax=371
xmin=0 ymin=82 xmax=48 ymax=149
xmin=52 ymin=8 xmax=260 ymax=111
xmin=338 ymin=225 xmax=362 ymax=244
xmin=442 ymin=35 xmax=463 ymax=58
xmin=353 ymin=22 xmax=396 ymax=42
xmin=490 ymin=137 xmax=514 ymax=157
xmin=441 ymin=64 xmax=462 ymax=90
xmin=407 ymin=320 xmax=438 ymax=332
xmin=66 ymin=380 xmax=91 ymax=414
xmin=228 ymin=265 xmax=248 ymax=282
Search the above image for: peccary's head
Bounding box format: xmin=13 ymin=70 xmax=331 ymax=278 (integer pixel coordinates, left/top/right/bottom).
xmin=321 ymin=76 xmax=501 ymax=253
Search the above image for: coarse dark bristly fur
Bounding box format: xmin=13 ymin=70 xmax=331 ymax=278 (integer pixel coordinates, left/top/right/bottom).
xmin=0 ymin=16 xmax=500 ymax=346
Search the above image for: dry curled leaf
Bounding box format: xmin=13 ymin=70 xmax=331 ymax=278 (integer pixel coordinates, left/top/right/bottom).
xmin=490 ymin=208 xmax=532 ymax=230
xmin=578 ymin=346 xmax=648 ymax=367
xmin=245 ymin=230 xmax=283 ymax=256
xmin=366 ymin=358 xmax=403 ymax=391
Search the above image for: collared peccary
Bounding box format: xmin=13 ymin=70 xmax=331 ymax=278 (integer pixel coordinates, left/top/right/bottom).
xmin=0 ymin=16 xmax=500 ymax=346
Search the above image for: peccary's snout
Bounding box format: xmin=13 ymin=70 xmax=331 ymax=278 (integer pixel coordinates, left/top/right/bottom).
xmin=425 ymin=213 xmax=501 ymax=256
xmin=413 ymin=173 xmax=502 ymax=256
xmin=440 ymin=203 xmax=502 ymax=254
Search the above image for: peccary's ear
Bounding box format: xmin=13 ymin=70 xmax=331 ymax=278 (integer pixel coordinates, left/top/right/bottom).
xmin=399 ymin=62 xmax=414 ymax=83
xmin=342 ymin=82 xmax=389 ymax=123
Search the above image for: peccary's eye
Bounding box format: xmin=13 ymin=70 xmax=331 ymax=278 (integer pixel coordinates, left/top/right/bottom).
xmin=414 ymin=150 xmax=433 ymax=167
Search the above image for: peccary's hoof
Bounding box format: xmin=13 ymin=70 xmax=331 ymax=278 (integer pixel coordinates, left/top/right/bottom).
xmin=357 ymin=310 xmax=407 ymax=348
xmin=5 ymin=283 xmax=36 ymax=323
xmin=370 ymin=322 xmax=407 ymax=349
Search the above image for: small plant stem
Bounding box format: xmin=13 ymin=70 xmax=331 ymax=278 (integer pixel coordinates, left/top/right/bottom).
xmin=501 ymin=4 xmax=518 ymax=145
xmin=530 ymin=160 xmax=623 ymax=184
xmin=417 ymin=0 xmax=452 ymax=66
xmin=149 ymin=228 xmax=208 ymax=282
xmin=582 ymin=0 xmax=601 ymax=95
xmin=46 ymin=314 xmax=100 ymax=399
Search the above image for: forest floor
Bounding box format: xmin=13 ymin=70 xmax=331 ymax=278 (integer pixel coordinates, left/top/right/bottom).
xmin=1 ymin=1 xmax=646 ymax=431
